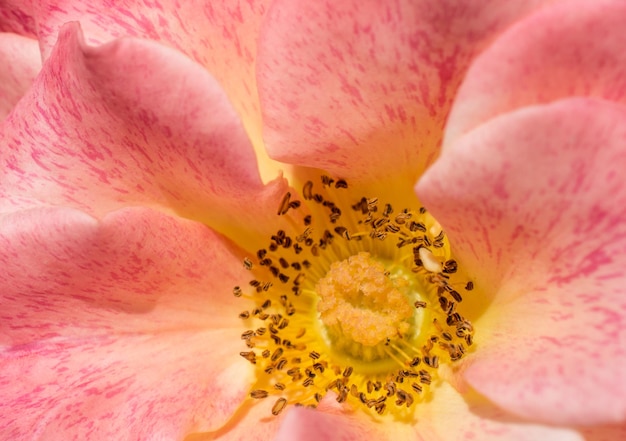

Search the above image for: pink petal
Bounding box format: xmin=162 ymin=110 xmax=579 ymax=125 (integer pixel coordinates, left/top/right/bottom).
xmin=445 ymin=0 xmax=626 ymax=146
xmin=0 ymin=1 xmax=37 ymax=37
xmin=1 ymin=330 xmax=250 ymax=440
xmin=415 ymin=383 xmax=583 ymax=441
xmin=1 ymin=206 xmax=252 ymax=437
xmin=274 ymin=406 xmax=390 ymax=441
xmin=0 ymin=23 xmax=290 ymax=249
xmin=17 ymin=0 xmax=277 ymax=176
xmin=417 ymin=98 xmax=626 ymax=425
xmin=0 ymin=32 xmax=41 ymax=119
xmin=257 ymin=0 xmax=556 ymax=183
xmin=274 ymin=383 xmax=582 ymax=441
xmin=1 ymin=206 xmax=247 ymax=343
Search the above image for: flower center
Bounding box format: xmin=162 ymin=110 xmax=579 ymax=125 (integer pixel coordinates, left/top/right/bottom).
xmin=233 ymin=175 xmax=475 ymax=418
xmin=316 ymin=252 xmax=416 ymax=360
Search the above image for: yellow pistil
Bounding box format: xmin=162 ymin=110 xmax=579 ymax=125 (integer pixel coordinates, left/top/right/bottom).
xmin=317 ymin=252 xmax=413 ymax=356
xmin=233 ymin=174 xmax=475 ymax=419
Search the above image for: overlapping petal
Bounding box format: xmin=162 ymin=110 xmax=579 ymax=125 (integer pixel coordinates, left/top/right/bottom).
xmin=0 ymin=206 xmax=251 ymax=438
xmin=273 ymin=383 xmax=583 ymax=441
xmin=274 ymin=404 xmax=394 ymax=441
xmin=1 ymin=0 xmax=623 ymax=438
xmin=445 ymin=0 xmax=626 ymax=147
xmin=9 ymin=0 xmax=278 ymax=178
xmin=0 ymin=32 xmax=41 ymax=119
xmin=418 ymin=98 xmax=626 ymax=425
xmin=257 ymin=0 xmax=558 ymax=184
xmin=0 ymin=23 xmax=290 ymax=250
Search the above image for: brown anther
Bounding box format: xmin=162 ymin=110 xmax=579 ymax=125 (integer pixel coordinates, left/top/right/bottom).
xmin=313 ymin=362 xmax=325 ymax=373
xmin=250 ymin=389 xmax=268 ymax=399
xmin=321 ymin=175 xmax=334 ymax=187
xmin=336 ymin=390 xmax=348 ymax=403
xmin=309 ymin=351 xmax=321 ymax=360
xmin=241 ymin=330 xmax=255 ymax=340
xmin=277 ymin=192 xmax=292 ymax=215
xmin=243 ymin=257 xmax=253 ymax=270
xmin=409 ymin=221 xmax=427 ymax=232
xmin=350 ymin=384 xmax=359 ymax=397
xmin=335 ymin=179 xmax=348 ymax=189
xmin=233 ymin=286 xmax=242 ymax=297
xmin=271 ymin=347 xmax=284 ymax=362
xmin=385 ymin=382 xmax=396 ymax=397
xmin=240 ymin=351 xmax=256 ymax=364
xmin=276 ymin=358 xmax=288 ymax=370
xmin=272 ymin=398 xmax=288 ymax=415
xmin=449 ymin=290 xmax=463 ymax=302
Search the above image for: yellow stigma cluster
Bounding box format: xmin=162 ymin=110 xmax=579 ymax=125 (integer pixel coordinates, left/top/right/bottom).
xmin=317 ymin=252 xmax=413 ymax=349
xmin=233 ymin=175 xmax=475 ymax=418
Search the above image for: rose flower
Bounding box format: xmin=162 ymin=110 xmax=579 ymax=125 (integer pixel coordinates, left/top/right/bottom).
xmin=1 ymin=0 xmax=625 ymax=440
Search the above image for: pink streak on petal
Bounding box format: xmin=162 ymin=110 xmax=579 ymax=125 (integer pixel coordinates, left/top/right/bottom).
xmin=1 ymin=329 xmax=251 ymax=440
xmin=0 ymin=32 xmax=41 ymax=119
xmin=19 ymin=0 xmax=272 ymax=170
xmin=0 ymin=23 xmax=289 ymax=249
xmin=0 ymin=206 xmax=247 ymax=345
xmin=0 ymin=206 xmax=252 ymax=437
xmin=446 ymin=0 xmax=626 ymax=147
xmin=418 ymin=98 xmax=626 ymax=425
xmin=0 ymin=0 xmax=37 ymax=37
xmin=257 ymin=0 xmax=557 ymax=183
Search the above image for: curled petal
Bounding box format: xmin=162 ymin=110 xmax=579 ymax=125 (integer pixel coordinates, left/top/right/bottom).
xmin=258 ymin=0 xmax=556 ymax=183
xmin=0 ymin=23 xmax=290 ymax=249
xmin=16 ymin=0 xmax=277 ymax=177
xmin=418 ymin=98 xmax=626 ymax=425
xmin=446 ymin=0 xmax=626 ymax=146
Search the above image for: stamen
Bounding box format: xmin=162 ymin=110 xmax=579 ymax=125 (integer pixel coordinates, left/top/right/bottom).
xmin=232 ymin=174 xmax=476 ymax=418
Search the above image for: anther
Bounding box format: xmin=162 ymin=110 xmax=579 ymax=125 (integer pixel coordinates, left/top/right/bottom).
xmin=250 ymin=390 xmax=268 ymax=399
xmin=272 ymin=397 xmax=287 ymax=415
